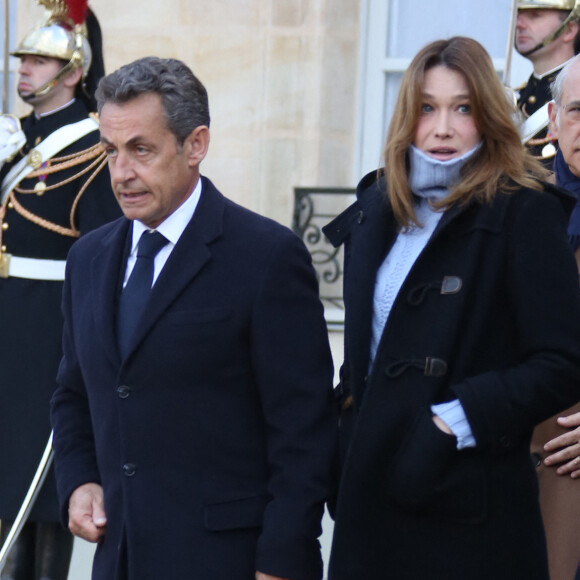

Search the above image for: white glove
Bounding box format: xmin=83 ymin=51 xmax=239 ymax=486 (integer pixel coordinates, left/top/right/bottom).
xmin=0 ymin=115 xmax=26 ymax=169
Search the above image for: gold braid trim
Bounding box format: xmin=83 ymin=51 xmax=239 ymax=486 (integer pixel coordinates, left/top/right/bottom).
xmin=7 ymin=150 xmax=109 ymax=238
xmin=46 ymin=142 xmax=103 ymax=164
xmin=527 ymin=135 xmax=552 ymax=146
xmin=9 ymin=191 xmax=80 ymax=238
xmin=69 ymin=154 xmax=109 ymax=223
xmin=14 ymin=145 xmax=106 ymax=194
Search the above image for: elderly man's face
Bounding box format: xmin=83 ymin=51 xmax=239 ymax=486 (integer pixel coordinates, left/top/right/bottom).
xmin=100 ymin=92 xmax=208 ymax=228
xmin=549 ymin=63 xmax=580 ymax=177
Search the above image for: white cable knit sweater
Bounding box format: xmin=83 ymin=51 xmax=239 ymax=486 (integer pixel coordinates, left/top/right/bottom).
xmin=369 ymin=144 xmax=479 ymax=365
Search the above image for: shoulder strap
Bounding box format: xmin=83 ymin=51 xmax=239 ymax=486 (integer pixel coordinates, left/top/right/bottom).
xmin=0 ymin=117 xmax=99 ymax=204
xmin=520 ymin=102 xmax=550 ymax=145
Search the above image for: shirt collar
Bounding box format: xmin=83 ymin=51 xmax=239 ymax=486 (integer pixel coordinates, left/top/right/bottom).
xmin=35 ymin=98 xmax=76 ymax=119
xmin=533 ymin=58 xmax=573 ymax=81
xmin=130 ymin=177 xmax=203 ymax=254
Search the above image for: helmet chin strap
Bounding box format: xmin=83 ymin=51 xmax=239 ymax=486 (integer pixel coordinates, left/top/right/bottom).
xmin=20 ymin=79 xmax=58 ymax=102
xmin=518 ymin=24 xmax=567 ymax=57
xmin=19 ymin=55 xmax=82 ymax=102
xmin=518 ymin=7 xmax=580 ymax=58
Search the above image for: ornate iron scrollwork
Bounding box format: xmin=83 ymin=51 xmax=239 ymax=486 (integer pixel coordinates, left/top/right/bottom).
xmin=292 ymin=187 xmax=355 ymax=328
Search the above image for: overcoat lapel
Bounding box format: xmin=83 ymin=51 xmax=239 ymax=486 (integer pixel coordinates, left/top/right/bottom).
xmin=90 ymin=217 xmax=131 ymax=367
xmin=346 ymin=187 xmax=396 ymax=404
xmin=121 ymin=178 xmax=225 ymax=360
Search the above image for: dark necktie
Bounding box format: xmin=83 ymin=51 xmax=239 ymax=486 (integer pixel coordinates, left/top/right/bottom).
xmin=117 ymin=230 xmax=169 ymax=358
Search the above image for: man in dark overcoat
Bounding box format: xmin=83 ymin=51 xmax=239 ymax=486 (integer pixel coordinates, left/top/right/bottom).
xmin=0 ymin=5 xmax=120 ymax=580
xmin=50 ymin=57 xmax=336 ymax=580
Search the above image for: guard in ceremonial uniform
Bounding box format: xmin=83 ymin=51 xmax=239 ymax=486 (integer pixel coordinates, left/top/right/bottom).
xmin=0 ymin=2 xmax=121 ymax=579
xmin=515 ymin=0 xmax=580 ymax=163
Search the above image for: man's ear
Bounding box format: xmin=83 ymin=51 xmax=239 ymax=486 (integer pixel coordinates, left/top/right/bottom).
xmin=548 ymin=100 xmax=559 ymax=139
xmin=63 ymin=66 xmax=83 ymax=89
xmin=184 ymin=126 xmax=210 ymax=167
xmin=562 ymin=20 xmax=579 ymax=44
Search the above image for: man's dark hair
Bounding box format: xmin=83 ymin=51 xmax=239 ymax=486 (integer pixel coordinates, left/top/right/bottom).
xmin=95 ymin=56 xmax=210 ymax=145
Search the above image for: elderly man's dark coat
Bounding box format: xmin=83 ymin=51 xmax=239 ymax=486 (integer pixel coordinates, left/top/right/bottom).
xmin=51 ymin=177 xmax=337 ymax=580
xmin=323 ymin=171 xmax=580 ymax=580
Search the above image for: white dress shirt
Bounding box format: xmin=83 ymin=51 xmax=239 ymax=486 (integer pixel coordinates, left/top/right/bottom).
xmin=122 ymin=177 xmax=202 ymax=288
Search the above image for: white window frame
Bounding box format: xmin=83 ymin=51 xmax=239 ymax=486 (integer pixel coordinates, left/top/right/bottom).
xmin=354 ymin=0 xmax=532 ymax=180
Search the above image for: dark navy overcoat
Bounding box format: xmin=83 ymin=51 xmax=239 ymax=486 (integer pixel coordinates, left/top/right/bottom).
xmin=51 ymin=177 xmax=337 ymax=580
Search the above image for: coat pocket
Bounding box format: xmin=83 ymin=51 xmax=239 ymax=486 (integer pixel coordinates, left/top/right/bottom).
xmin=203 ymin=493 xmax=271 ymax=531
xmin=385 ymin=407 xmax=487 ymax=523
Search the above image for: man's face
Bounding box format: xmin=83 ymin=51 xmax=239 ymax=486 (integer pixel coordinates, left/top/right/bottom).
xmin=17 ymin=55 xmax=64 ymax=107
xmin=549 ymin=63 xmax=580 ymax=177
xmin=100 ymin=92 xmax=204 ymax=228
xmin=515 ymin=9 xmax=566 ymax=57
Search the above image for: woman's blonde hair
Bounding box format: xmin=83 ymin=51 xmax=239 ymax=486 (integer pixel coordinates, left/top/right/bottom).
xmin=384 ymin=36 xmax=546 ymax=228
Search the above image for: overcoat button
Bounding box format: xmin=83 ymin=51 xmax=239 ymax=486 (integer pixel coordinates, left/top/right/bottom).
xmin=117 ymin=385 xmax=131 ymax=399
xmin=357 ymin=210 xmax=364 ymax=224
xmin=123 ymin=463 xmax=136 ymax=477
xmin=499 ymin=436 xmax=512 ymax=448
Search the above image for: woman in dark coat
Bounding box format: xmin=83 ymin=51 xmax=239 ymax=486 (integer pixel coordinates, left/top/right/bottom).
xmin=324 ymin=36 xmax=580 ymax=580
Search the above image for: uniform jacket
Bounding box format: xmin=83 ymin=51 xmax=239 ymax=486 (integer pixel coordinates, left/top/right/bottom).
xmin=323 ymin=171 xmax=580 ymax=580
xmin=517 ymin=68 xmax=561 ymax=164
xmin=0 ymin=99 xmax=121 ymax=521
xmin=51 ymin=177 xmax=337 ymax=580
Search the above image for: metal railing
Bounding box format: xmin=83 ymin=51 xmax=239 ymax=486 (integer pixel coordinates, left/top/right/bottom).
xmin=292 ymin=187 xmax=356 ymax=329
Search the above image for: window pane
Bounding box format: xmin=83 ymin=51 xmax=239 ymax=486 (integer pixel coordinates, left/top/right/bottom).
xmin=387 ymin=0 xmax=514 ymax=59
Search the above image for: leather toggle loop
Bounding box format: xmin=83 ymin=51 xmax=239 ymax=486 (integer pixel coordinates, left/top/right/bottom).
xmin=385 ymin=357 xmax=448 ymax=378
xmin=407 ymin=282 xmax=441 ymax=306
xmin=407 ymin=276 xmax=463 ymax=306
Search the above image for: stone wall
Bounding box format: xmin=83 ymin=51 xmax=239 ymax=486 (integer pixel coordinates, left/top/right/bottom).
xmin=15 ymin=0 xmax=361 ymax=226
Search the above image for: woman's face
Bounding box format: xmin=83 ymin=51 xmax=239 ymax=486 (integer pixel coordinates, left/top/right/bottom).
xmin=413 ymin=65 xmax=481 ymax=161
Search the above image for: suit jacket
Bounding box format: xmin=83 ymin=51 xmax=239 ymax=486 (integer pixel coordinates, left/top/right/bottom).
xmin=323 ymin=171 xmax=580 ymax=580
xmin=51 ymin=177 xmax=337 ymax=580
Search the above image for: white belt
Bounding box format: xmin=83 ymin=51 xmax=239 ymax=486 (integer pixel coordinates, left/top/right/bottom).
xmin=0 ymin=254 xmax=66 ymax=280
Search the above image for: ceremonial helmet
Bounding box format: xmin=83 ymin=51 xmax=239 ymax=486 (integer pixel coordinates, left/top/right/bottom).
xmin=517 ymin=0 xmax=580 ymax=55
xmin=10 ymin=0 xmax=100 ymax=104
